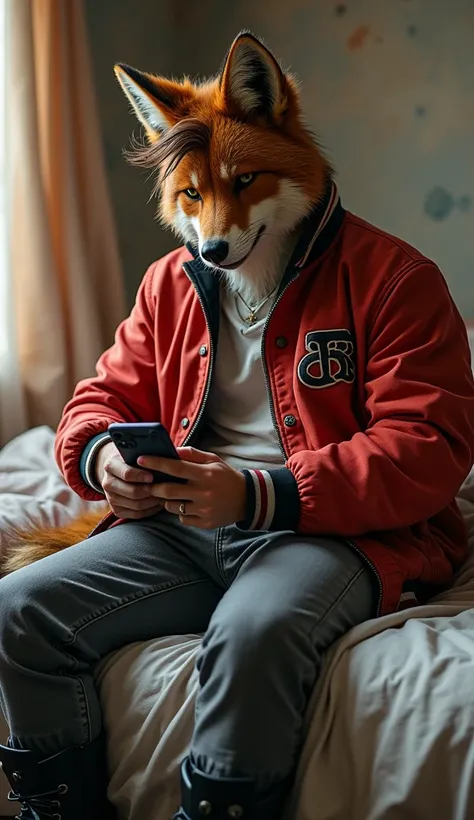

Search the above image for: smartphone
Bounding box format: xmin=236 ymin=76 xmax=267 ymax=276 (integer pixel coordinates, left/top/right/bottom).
xmin=108 ymin=422 xmax=186 ymax=484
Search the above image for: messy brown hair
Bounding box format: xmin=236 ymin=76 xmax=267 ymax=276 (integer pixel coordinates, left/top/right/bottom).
xmin=125 ymin=118 xmax=211 ymax=194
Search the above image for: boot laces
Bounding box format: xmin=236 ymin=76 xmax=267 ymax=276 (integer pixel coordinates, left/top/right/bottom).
xmin=8 ymin=782 xmax=68 ymax=819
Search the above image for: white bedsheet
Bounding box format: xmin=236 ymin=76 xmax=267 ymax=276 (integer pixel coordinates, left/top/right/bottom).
xmin=0 ymin=425 xmax=106 ymax=546
xmin=1 ymin=426 xmax=474 ymax=820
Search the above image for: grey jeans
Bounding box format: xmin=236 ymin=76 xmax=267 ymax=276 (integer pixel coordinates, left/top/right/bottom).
xmin=0 ymin=511 xmax=377 ymax=791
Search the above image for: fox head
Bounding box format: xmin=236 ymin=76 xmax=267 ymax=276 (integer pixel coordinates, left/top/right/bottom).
xmin=115 ymin=32 xmax=331 ymax=301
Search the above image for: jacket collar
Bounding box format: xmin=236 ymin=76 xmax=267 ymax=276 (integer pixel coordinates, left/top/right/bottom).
xmin=292 ymin=179 xmax=344 ymax=269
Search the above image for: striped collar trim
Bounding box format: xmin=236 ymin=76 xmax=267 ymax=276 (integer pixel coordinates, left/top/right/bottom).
xmin=295 ymin=181 xmax=341 ymax=269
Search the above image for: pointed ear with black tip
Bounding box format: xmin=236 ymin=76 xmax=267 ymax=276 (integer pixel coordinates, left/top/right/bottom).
xmin=219 ymin=32 xmax=289 ymax=122
xmin=114 ymin=63 xmax=192 ymax=139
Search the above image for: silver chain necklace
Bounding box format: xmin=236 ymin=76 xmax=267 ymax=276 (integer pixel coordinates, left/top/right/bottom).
xmin=235 ymin=287 xmax=277 ymax=326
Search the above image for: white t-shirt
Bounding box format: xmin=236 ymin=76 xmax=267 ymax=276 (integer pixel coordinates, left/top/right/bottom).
xmin=199 ymin=285 xmax=285 ymax=471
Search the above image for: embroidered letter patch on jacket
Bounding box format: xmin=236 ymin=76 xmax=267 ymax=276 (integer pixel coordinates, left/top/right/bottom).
xmin=297 ymin=329 xmax=355 ymax=388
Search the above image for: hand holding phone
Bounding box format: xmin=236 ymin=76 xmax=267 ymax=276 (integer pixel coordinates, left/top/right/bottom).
xmin=95 ymin=439 xmax=163 ymax=520
xmin=92 ymin=423 xmax=185 ymax=521
xmin=108 ymin=423 xmax=186 ymax=484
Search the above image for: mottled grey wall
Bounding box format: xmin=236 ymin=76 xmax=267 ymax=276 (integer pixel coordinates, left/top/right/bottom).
xmin=86 ymin=0 xmax=474 ymax=319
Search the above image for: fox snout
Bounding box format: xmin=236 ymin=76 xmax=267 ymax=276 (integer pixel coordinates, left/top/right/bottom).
xmin=201 ymin=239 xmax=229 ymax=265
xmin=197 ymin=221 xmax=268 ymax=272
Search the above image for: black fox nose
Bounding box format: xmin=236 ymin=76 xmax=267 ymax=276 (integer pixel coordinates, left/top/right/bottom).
xmin=201 ymin=239 xmax=229 ymax=265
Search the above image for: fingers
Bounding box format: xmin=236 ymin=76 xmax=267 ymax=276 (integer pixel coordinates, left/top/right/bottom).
xmin=111 ymin=502 xmax=164 ymax=520
xmin=164 ymin=499 xmax=195 ymax=516
xmin=103 ymin=474 xmax=154 ymax=502
xmin=149 ymin=482 xmax=195 ymax=500
xmin=176 ymin=446 xmax=222 ymax=464
xmin=105 ymin=456 xmax=154 ymax=484
xmin=163 ymin=500 xmax=214 ymax=529
xmin=102 ymin=455 xmax=158 ymax=517
xmin=108 ymin=494 xmax=161 ymax=512
xmin=137 ymin=454 xmax=191 ymax=480
xmin=137 ymin=448 xmax=221 ymax=478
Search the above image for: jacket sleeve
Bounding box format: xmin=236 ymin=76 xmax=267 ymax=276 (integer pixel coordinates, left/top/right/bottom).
xmin=55 ymin=263 xmax=159 ymax=500
xmin=241 ymin=262 xmax=474 ymax=535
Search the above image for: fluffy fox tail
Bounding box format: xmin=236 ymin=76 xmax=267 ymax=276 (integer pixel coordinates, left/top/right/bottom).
xmin=2 ymin=510 xmax=104 ymax=575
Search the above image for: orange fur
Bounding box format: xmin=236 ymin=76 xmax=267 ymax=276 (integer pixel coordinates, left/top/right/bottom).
xmin=2 ymin=511 xmax=104 ymax=575
xmin=152 ymin=81 xmax=327 ymax=240
xmin=115 ymin=33 xmax=330 ymax=257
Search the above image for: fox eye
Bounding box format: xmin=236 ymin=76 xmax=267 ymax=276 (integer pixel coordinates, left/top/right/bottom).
xmin=237 ymin=173 xmax=255 ymax=188
xmin=184 ymin=187 xmax=201 ymax=200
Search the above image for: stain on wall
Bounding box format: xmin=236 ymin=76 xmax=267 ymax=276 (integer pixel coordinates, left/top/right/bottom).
xmin=424 ymin=187 xmax=473 ymax=221
xmin=347 ymin=25 xmax=371 ymax=51
xmin=86 ymin=0 xmax=474 ymax=319
xmin=424 ymin=187 xmax=455 ymax=222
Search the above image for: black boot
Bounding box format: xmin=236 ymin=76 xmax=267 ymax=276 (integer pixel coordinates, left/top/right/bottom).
xmin=174 ymin=757 xmax=287 ymax=820
xmin=0 ymin=734 xmax=116 ymax=819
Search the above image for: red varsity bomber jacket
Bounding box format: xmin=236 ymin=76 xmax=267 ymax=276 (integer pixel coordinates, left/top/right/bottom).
xmin=55 ymin=190 xmax=474 ymax=615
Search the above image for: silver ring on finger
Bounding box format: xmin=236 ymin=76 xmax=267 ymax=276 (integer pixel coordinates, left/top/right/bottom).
xmin=179 ymin=501 xmax=186 ymax=516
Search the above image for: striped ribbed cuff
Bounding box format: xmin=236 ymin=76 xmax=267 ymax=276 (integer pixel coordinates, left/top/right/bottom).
xmin=79 ymin=433 xmax=112 ymax=494
xmin=237 ymin=467 xmax=300 ymax=532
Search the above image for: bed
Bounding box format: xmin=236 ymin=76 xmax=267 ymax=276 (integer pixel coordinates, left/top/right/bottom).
xmin=1 ymin=424 xmax=474 ymax=820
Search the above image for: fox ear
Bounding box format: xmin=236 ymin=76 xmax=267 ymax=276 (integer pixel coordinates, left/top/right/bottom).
xmin=114 ymin=64 xmax=190 ymax=138
xmin=220 ymin=32 xmax=287 ymax=121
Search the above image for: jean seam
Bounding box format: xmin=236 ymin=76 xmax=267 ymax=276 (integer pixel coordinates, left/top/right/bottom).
xmin=215 ymin=529 xmax=230 ymax=589
xmin=61 ymin=576 xmax=209 ymax=646
xmin=309 ymin=566 xmax=365 ymax=641
xmin=61 ymin=671 xmax=91 ymax=745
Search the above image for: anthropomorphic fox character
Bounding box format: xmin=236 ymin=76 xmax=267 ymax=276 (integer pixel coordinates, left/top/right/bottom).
xmin=3 ymin=31 xmax=332 ymax=575
xmin=3 ymin=31 xmax=473 ymax=604
xmin=1 ymin=29 xmax=473 ymax=820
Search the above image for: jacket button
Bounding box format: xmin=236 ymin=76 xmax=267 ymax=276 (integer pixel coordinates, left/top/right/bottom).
xmin=181 ymin=417 xmax=190 ymax=429
xmin=276 ymin=336 xmax=288 ymax=349
xmin=199 ymin=344 xmax=208 ymax=357
xmin=284 ymin=414 xmax=297 ymax=427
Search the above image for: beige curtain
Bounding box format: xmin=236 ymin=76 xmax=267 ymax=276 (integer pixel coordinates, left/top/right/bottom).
xmin=0 ymin=0 xmax=126 ymax=446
